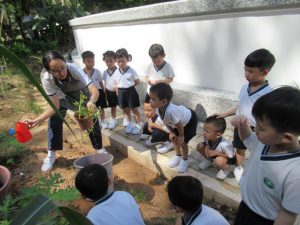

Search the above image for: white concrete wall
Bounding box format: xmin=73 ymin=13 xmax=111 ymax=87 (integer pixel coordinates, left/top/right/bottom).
xmin=71 ymin=2 xmax=300 ymax=93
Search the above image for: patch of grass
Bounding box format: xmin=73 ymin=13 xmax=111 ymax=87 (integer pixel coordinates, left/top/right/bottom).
xmin=145 ymin=217 xmax=177 ymax=225
xmin=129 ymin=189 xmax=148 ymax=202
xmin=26 ymin=99 xmax=43 ymax=114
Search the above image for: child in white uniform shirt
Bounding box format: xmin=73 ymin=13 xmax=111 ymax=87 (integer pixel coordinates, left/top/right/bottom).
xmin=144 ymin=44 xmax=175 ymax=102
xmin=149 ymin=83 xmax=198 ymax=173
xmin=197 ymin=116 xmax=235 ymax=180
xmin=75 ymin=164 xmax=145 ymax=225
xmin=82 ymin=51 xmax=107 ymax=129
xmin=116 ymin=48 xmax=142 ymax=135
xmin=214 ymin=49 xmax=275 ymax=183
xmin=167 ymin=176 xmax=229 ymax=225
xmin=102 ymin=51 xmax=119 ymax=130
xmin=231 ymin=87 xmax=300 ymax=225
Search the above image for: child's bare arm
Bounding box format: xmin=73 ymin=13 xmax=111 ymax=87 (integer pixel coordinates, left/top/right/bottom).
xmin=174 ymin=122 xmax=184 ymax=145
xmin=134 ymin=79 xmax=140 ymax=86
xmin=206 ymin=150 xmax=227 ymax=158
xmin=213 ymin=106 xmax=237 ymax=118
xmin=274 ymin=208 xmax=297 ymax=225
xmin=155 ymin=77 xmax=173 ymax=84
xmin=230 ymin=115 xmax=252 ymax=141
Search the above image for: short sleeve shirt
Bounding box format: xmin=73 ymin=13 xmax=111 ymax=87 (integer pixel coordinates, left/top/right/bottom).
xmin=146 ymin=62 xmax=175 ymax=93
xmin=116 ymin=67 xmax=139 ymax=88
xmin=83 ymin=68 xmax=102 ymax=90
xmin=41 ymin=63 xmax=91 ymax=99
xmin=205 ymin=137 xmax=235 ymax=158
xmin=158 ymin=103 xmax=191 ymax=128
xmin=103 ymin=68 xmax=120 ymax=92
xmin=240 ymin=132 xmax=300 ymax=220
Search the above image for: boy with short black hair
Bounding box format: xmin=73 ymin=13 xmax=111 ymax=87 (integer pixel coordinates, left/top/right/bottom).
xmin=215 ymin=48 xmax=275 ymax=182
xmin=141 ymin=99 xmax=173 ymax=153
xmin=149 ymin=83 xmax=198 ymax=173
xmin=82 ymin=51 xmax=108 ymax=129
xmin=167 ymin=176 xmax=229 ymax=225
xmin=75 ymin=164 xmax=145 ymax=225
xmin=231 ymin=86 xmax=300 ymax=225
xmin=197 ymin=116 xmax=235 ymax=180
xmin=145 ymin=44 xmax=175 ymax=102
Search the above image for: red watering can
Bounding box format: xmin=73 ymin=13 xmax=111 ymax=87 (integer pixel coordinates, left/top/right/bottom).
xmin=15 ymin=122 xmax=32 ymax=143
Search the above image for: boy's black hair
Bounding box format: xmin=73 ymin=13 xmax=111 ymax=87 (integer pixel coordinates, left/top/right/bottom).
xmin=148 ymin=44 xmax=165 ymax=58
xmin=103 ymin=50 xmax=117 ymax=61
xmin=149 ymin=83 xmax=173 ymax=102
xmin=244 ymin=48 xmax=275 ymax=71
xmin=42 ymin=50 xmax=65 ymax=72
xmin=81 ymin=51 xmax=95 ymax=60
xmin=167 ymin=176 xmax=203 ymax=213
xmin=116 ymin=48 xmax=132 ymax=61
xmin=252 ymin=86 xmax=300 ymax=134
xmin=205 ymin=116 xmax=226 ymax=133
xmin=75 ymin=164 xmax=109 ymax=201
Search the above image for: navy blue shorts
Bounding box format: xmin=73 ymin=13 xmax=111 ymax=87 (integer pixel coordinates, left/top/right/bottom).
xmin=118 ymin=86 xmax=140 ymax=109
xmin=96 ymin=89 xmax=108 ymax=109
xmin=105 ymin=89 xmax=118 ymax=107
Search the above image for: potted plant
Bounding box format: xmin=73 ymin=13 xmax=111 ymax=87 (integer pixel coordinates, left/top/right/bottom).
xmin=0 ymin=165 xmax=10 ymax=199
xmin=73 ymin=92 xmax=99 ymax=131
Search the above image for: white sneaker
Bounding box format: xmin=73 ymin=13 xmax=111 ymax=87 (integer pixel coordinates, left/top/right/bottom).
xmin=157 ymin=142 xmax=173 ymax=154
xmin=176 ymin=158 xmax=189 ymax=173
xmin=140 ymin=134 xmax=150 ymax=140
xmin=216 ymin=166 xmax=235 ymax=180
xmin=108 ymin=119 xmax=117 ymax=130
xmin=101 ymin=121 xmax=109 ymax=129
xmin=123 ymin=117 xmax=130 ymax=127
xmin=41 ymin=156 xmax=56 ymax=172
xmin=125 ymin=123 xmax=134 ymax=134
xmin=168 ymin=155 xmax=182 ymax=168
xmin=131 ymin=124 xmax=141 ymax=135
xmin=198 ymin=158 xmax=212 ymax=170
xmin=96 ymin=148 xmax=107 ymax=154
xmin=234 ymin=166 xmax=244 ymax=183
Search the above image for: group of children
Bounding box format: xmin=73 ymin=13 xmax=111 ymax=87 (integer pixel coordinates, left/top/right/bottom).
xmin=79 ymin=44 xmax=300 ymax=225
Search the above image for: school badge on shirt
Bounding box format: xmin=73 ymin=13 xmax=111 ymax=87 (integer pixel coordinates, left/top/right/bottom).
xmin=263 ymin=177 xmax=275 ymax=189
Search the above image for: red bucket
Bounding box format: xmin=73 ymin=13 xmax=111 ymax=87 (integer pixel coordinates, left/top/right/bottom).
xmin=15 ymin=122 xmax=32 ymax=143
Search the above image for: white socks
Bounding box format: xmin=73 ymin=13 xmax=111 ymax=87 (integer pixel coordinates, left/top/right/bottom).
xmin=48 ymin=150 xmax=56 ymax=158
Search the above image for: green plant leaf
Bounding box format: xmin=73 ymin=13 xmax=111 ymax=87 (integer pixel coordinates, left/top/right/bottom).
xmin=0 ymin=44 xmax=77 ymax=139
xmin=9 ymin=194 xmax=57 ymax=225
xmin=58 ymin=207 xmax=93 ymax=225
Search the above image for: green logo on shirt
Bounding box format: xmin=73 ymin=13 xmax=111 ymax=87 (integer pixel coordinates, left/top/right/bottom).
xmin=263 ymin=177 xmax=275 ymax=189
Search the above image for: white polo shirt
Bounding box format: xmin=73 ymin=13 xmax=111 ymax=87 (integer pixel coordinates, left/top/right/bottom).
xmin=205 ymin=137 xmax=234 ymax=158
xmin=183 ymin=205 xmax=229 ymax=225
xmin=103 ymin=67 xmax=120 ymax=92
xmin=116 ymin=67 xmax=139 ymax=89
xmin=146 ymin=62 xmax=175 ymax=93
xmin=83 ymin=68 xmax=103 ymax=90
xmin=236 ymin=82 xmax=272 ymax=126
xmin=158 ymin=103 xmax=191 ymax=128
xmin=87 ymin=191 xmax=145 ymax=225
xmin=41 ymin=63 xmax=91 ymax=99
xmin=151 ymin=114 xmax=170 ymax=133
xmin=241 ymin=132 xmax=300 ymax=220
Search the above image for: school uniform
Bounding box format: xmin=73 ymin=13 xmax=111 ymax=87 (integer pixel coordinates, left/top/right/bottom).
xmin=181 ymin=205 xmax=229 ymax=225
xmin=116 ymin=66 xmax=140 ymax=109
xmin=143 ymin=114 xmax=170 ymax=143
xmin=41 ymin=63 xmax=102 ymax=150
xmin=234 ymin=81 xmax=272 ymax=149
xmin=145 ymin=62 xmax=175 ymax=102
xmin=234 ymin=132 xmax=300 ymax=225
xmin=87 ymin=191 xmax=145 ymax=225
xmin=102 ymin=67 xmax=119 ymax=107
xmin=202 ymin=137 xmax=235 ymax=165
xmin=158 ymin=103 xmax=198 ymax=144
xmin=83 ymin=68 xmax=107 ymax=109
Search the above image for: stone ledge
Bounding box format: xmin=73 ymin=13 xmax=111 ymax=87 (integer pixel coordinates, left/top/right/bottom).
xmin=101 ymin=128 xmax=241 ymax=209
xmin=69 ymin=0 xmax=300 ymax=27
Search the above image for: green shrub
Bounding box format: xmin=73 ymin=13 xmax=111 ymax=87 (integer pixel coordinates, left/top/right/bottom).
xmin=8 ymin=42 xmax=31 ymax=59
xmin=26 ymin=40 xmax=57 ymax=53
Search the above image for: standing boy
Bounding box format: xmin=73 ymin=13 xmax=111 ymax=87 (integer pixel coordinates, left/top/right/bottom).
xmin=149 ymin=83 xmax=198 ymax=173
xmin=231 ymin=87 xmax=300 ymax=225
xmin=215 ymin=49 xmax=275 ymax=182
xmin=82 ymin=51 xmax=108 ymax=128
xmin=167 ymin=176 xmax=229 ymax=225
xmin=145 ymin=44 xmax=175 ymax=102
xmin=75 ymin=164 xmax=145 ymax=225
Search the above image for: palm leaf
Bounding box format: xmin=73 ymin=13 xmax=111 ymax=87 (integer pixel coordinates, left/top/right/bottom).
xmin=58 ymin=206 xmax=93 ymax=225
xmin=0 ymin=44 xmax=77 ymax=138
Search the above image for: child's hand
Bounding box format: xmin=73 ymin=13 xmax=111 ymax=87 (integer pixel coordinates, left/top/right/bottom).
xmin=149 ymin=79 xmax=156 ymax=85
xmin=87 ymin=101 xmax=98 ymax=113
xmin=177 ymin=135 xmax=184 ymax=146
xmin=211 ymin=113 xmax=226 ymax=119
xmin=23 ymin=119 xmax=39 ymax=129
xmin=169 ymin=133 xmax=177 ymax=144
xmin=230 ymin=115 xmax=249 ymax=128
xmin=206 ymin=149 xmax=216 ymax=157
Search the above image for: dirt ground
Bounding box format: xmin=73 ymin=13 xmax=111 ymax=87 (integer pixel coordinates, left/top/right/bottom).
xmin=0 ymin=71 xmax=235 ymax=225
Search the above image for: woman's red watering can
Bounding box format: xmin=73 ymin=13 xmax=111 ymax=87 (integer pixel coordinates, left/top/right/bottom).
xmin=15 ymin=122 xmax=32 ymax=143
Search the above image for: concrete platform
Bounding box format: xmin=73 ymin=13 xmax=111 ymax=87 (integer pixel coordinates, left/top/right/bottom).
xmin=101 ymin=116 xmax=241 ymax=209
